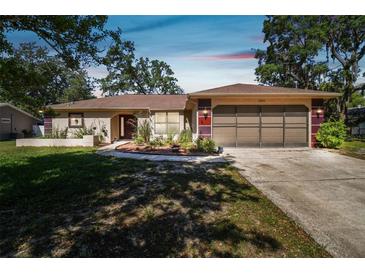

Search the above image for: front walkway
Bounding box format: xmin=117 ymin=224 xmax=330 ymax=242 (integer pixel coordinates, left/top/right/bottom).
xmin=224 ymin=148 xmax=365 ymax=257
xmin=97 ymin=141 xmax=226 ymax=163
xmin=97 ymin=140 xmax=131 ymax=152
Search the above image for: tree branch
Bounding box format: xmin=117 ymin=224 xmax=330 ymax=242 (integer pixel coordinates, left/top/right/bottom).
xmin=330 ymin=41 xmax=347 ymax=68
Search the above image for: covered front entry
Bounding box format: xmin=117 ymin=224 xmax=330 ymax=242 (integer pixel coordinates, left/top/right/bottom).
xmin=119 ymin=115 xmax=136 ymax=139
xmin=212 ymin=105 xmax=308 ymax=147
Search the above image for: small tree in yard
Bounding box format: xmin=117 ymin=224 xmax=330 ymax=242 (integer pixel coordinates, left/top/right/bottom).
xmin=316 ymin=120 xmax=347 ymax=148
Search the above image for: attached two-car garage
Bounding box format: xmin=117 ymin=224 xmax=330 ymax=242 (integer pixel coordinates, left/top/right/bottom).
xmin=212 ymin=105 xmax=308 ymax=147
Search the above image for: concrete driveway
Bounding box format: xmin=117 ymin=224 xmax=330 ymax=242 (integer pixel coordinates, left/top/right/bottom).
xmin=224 ymin=148 xmax=365 ymax=257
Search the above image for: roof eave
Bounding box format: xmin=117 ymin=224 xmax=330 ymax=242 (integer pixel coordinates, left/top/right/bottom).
xmin=188 ymin=93 xmax=340 ymax=99
xmin=0 ymin=103 xmax=42 ymax=121
xmin=51 ymin=106 xmax=187 ymax=111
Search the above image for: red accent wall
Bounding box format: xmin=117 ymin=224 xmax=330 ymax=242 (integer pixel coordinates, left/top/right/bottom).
xmin=311 ymin=99 xmax=324 ymax=147
xmin=198 ymin=99 xmax=212 ymax=138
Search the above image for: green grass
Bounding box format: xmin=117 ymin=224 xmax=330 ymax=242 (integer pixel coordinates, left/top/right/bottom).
xmin=339 ymin=141 xmax=365 ymax=160
xmin=0 ymin=141 xmax=329 ymax=257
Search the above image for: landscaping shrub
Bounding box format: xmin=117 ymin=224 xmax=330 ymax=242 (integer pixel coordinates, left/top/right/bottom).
xmin=149 ymin=136 xmax=165 ymax=148
xmin=180 ymin=142 xmax=195 ymax=151
xmin=195 ymin=137 xmax=216 ymax=153
xmin=316 ymin=120 xmax=347 ymax=148
xmin=178 ymin=129 xmax=192 ymax=144
xmin=136 ymin=119 xmax=152 ymax=144
xmin=73 ymin=126 xmax=94 ymax=138
xmin=44 ymin=127 xmax=68 ymax=139
xmin=133 ymin=135 xmax=145 ymax=145
xmin=166 ymin=132 xmax=177 ymax=145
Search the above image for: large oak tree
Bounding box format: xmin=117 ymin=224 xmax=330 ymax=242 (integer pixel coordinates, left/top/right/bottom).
xmin=0 ymin=43 xmax=95 ymax=115
xmin=255 ymin=16 xmax=365 ymax=115
xmin=100 ymin=35 xmax=183 ymax=95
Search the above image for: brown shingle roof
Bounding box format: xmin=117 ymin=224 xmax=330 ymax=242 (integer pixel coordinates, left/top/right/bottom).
xmin=189 ymin=83 xmax=340 ymax=98
xmin=50 ymin=95 xmax=188 ymax=111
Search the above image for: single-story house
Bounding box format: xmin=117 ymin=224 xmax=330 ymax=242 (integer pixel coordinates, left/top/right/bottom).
xmin=0 ymin=103 xmax=41 ymax=140
xmin=50 ymin=83 xmax=339 ymax=148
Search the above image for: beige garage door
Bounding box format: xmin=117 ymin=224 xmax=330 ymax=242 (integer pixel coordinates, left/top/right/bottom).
xmin=212 ymin=105 xmax=308 ymax=147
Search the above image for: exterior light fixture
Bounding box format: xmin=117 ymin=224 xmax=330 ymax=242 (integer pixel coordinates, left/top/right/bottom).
xmin=316 ymin=108 xmax=323 ymax=118
xmin=203 ymin=108 xmax=208 ymax=118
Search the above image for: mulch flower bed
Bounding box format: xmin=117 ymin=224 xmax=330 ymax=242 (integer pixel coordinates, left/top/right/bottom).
xmin=116 ymin=142 xmax=217 ymax=156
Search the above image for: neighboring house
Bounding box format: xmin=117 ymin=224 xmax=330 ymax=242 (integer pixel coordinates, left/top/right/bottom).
xmin=50 ymin=83 xmax=339 ymax=147
xmin=0 ymin=103 xmax=41 ymax=140
xmin=347 ymin=106 xmax=365 ymax=137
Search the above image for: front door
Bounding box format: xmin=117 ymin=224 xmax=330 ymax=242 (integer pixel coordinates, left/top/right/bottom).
xmin=119 ymin=115 xmax=136 ymax=139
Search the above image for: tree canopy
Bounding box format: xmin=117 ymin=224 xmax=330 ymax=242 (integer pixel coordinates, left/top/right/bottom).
xmin=255 ymin=16 xmax=365 ymax=114
xmin=0 ymin=16 xmax=109 ymax=68
xmin=100 ymin=37 xmax=183 ymax=96
xmin=0 ymin=16 xmax=183 ymax=115
xmin=0 ymin=43 xmax=95 ymax=115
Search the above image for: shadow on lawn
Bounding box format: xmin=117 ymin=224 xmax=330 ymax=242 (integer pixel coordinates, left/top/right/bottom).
xmin=0 ymin=150 xmax=281 ymax=257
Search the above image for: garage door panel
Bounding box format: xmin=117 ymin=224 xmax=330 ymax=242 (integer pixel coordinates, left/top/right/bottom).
xmin=213 ymin=105 xmax=308 ymax=147
xmin=237 ymin=116 xmax=260 ymax=124
xmin=285 ymin=123 xmax=306 ymax=128
xmin=213 ymin=127 xmax=236 ymax=147
xmin=213 ymin=116 xmax=236 ymax=124
xmin=285 ymin=128 xmax=307 ymax=145
xmin=286 ymin=116 xmax=307 ymax=123
xmin=261 ymin=128 xmax=283 ymax=144
xmin=285 ymin=105 xmax=308 ymax=113
xmin=214 ymin=106 xmax=235 ymax=115
xmin=262 ymin=105 xmax=284 ymax=114
xmin=261 ymin=116 xmax=283 ymax=124
xmin=261 ymin=123 xmax=283 ymax=128
xmin=237 ymin=128 xmax=259 ymax=146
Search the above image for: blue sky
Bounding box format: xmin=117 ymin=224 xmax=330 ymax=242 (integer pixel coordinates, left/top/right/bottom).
xmin=5 ymin=16 xmax=365 ymax=95
xmin=6 ymin=16 xmax=266 ymax=94
xmin=104 ymin=16 xmax=266 ymax=93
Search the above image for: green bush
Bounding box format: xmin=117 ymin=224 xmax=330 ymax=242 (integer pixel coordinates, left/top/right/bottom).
xmin=316 ymin=120 xmax=347 ymax=148
xmin=180 ymin=142 xmax=194 ymax=151
xmin=133 ymin=135 xmax=145 ymax=145
xmin=73 ymin=126 xmax=94 ymax=138
xmin=44 ymin=126 xmax=68 ymax=139
xmin=137 ymin=119 xmax=152 ymax=144
xmin=149 ymin=136 xmax=165 ymax=147
xmin=195 ymin=137 xmax=216 ymax=153
xmin=178 ymin=129 xmax=192 ymax=144
xmin=166 ymin=132 xmax=177 ymax=145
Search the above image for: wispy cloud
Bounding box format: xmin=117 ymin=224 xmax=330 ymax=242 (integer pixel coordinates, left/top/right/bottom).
xmin=184 ymin=50 xmax=256 ymax=61
xmin=124 ymin=16 xmax=186 ymax=33
xmin=249 ymin=34 xmax=264 ymax=43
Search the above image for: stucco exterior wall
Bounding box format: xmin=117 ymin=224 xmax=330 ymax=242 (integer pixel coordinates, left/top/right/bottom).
xmin=52 ymin=111 xmax=115 ymax=143
xmin=16 ymin=135 xmax=99 ymax=147
xmin=53 ymin=110 xmax=152 ymax=143
xmin=110 ymin=115 xmax=120 ymax=142
xmin=0 ymin=105 xmax=39 ymax=140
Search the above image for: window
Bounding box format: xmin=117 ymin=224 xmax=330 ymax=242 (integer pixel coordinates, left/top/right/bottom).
xmin=154 ymin=112 xmax=180 ymax=135
xmin=68 ymin=113 xmax=84 ymax=128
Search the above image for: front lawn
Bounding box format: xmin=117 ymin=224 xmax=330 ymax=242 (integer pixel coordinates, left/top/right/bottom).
xmin=0 ymin=141 xmax=329 ymax=257
xmin=339 ymin=140 xmax=365 ymax=160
